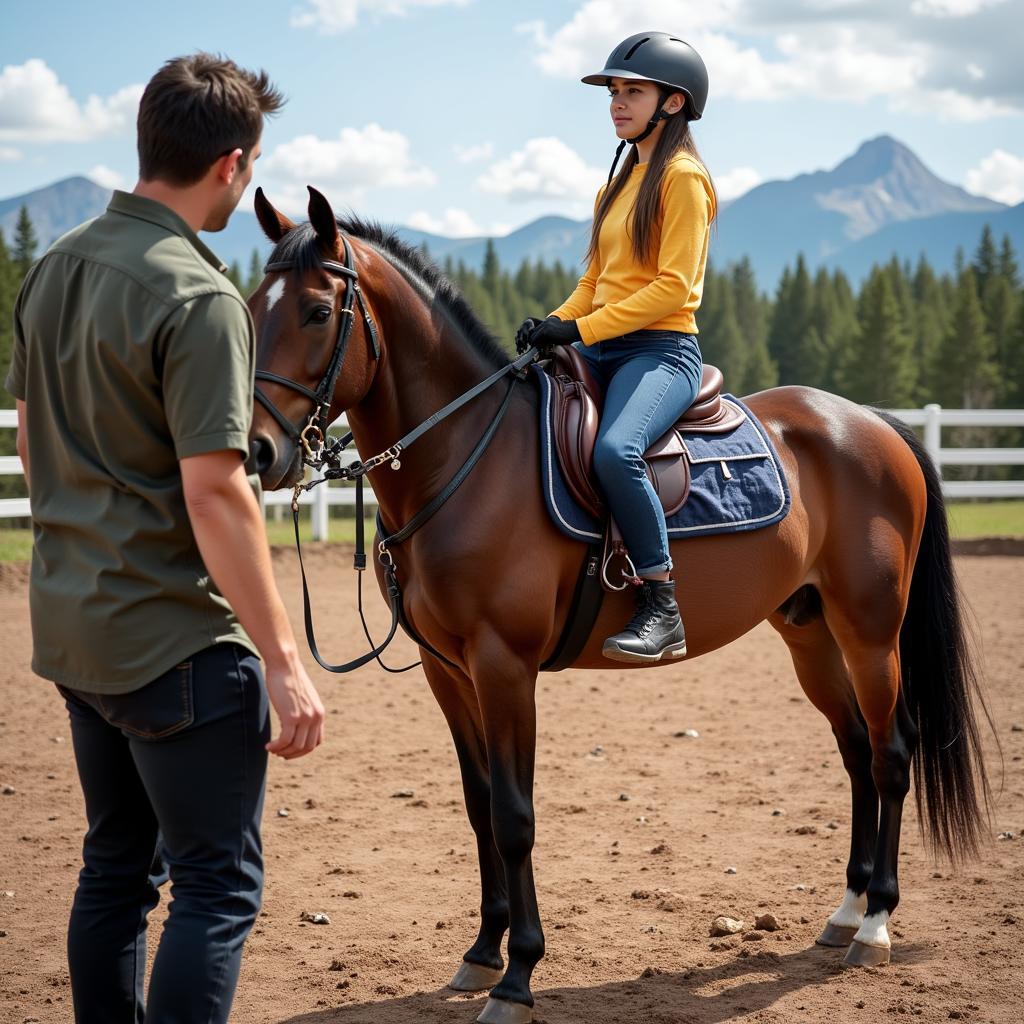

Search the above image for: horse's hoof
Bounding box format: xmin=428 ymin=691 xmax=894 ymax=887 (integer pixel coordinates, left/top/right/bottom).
xmin=476 ymin=996 xmax=533 ymax=1024
xmin=449 ymin=960 xmax=504 ymax=992
xmin=844 ymin=939 xmax=891 ymax=967
xmin=816 ymin=922 xmax=859 ymax=947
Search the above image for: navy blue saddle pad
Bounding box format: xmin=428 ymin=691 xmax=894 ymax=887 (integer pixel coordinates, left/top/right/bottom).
xmin=532 ymin=365 xmax=791 ymax=543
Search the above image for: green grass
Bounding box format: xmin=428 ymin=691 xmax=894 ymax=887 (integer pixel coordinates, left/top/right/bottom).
xmin=946 ymin=500 xmax=1024 ymax=539
xmin=1 ymin=504 xmax=1021 ymax=564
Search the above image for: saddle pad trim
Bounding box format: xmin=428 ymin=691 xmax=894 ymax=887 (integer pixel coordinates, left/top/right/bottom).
xmin=538 ymin=369 xmax=602 ymax=541
xmin=533 ymin=367 xmax=790 ymax=543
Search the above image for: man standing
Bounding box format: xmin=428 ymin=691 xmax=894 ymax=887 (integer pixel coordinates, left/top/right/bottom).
xmin=5 ymin=54 xmax=325 ymax=1022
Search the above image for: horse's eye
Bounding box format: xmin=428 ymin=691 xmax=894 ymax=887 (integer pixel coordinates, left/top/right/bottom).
xmin=307 ymin=306 xmax=332 ymax=325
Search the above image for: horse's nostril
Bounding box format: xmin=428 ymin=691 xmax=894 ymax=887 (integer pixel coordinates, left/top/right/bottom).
xmin=249 ymin=436 xmax=276 ymax=476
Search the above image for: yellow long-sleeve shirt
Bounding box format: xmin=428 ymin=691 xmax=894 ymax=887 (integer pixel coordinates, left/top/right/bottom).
xmin=550 ymin=151 xmax=715 ymax=345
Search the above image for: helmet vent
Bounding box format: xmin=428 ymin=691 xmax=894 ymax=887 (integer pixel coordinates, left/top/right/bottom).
xmin=623 ymin=37 xmax=650 ymax=61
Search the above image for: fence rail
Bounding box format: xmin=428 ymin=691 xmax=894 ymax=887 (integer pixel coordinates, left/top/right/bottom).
xmin=3 ymin=404 xmax=1024 ymax=536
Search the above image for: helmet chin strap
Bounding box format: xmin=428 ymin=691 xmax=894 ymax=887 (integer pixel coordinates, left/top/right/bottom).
xmin=605 ymin=90 xmax=677 ymax=184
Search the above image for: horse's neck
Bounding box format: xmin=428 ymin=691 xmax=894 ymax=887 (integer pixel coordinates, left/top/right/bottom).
xmin=346 ymin=303 xmax=506 ymax=530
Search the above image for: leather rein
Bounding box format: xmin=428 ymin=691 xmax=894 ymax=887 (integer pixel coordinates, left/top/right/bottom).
xmin=254 ymin=237 xmax=538 ymax=674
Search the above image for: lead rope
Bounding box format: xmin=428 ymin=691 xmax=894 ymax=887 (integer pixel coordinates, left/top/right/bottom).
xmin=291 ymin=350 xmax=535 ymax=674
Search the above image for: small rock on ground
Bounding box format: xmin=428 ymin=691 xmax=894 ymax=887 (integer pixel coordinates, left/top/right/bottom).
xmin=710 ymin=915 xmax=744 ymax=936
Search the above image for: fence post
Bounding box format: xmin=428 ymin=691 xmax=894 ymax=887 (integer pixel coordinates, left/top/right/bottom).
xmin=923 ymin=403 xmax=942 ymax=473
xmin=312 ymin=474 xmax=329 ymax=541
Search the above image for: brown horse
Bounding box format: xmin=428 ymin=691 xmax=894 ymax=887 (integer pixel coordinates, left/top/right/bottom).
xmin=247 ymin=187 xmax=991 ymax=1024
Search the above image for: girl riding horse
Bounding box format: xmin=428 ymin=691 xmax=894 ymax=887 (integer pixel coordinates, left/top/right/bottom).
xmin=516 ymin=32 xmax=715 ymax=664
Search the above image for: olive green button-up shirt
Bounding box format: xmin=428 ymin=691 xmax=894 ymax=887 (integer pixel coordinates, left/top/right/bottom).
xmin=5 ymin=191 xmax=259 ymax=693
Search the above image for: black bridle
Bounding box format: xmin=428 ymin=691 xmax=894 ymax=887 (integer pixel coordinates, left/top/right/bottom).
xmin=254 ymin=234 xmax=380 ymax=466
xmin=251 ymin=230 xmax=538 ymax=675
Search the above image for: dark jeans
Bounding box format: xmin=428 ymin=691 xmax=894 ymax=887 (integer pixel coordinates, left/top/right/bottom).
xmin=58 ymin=643 xmax=270 ymax=1024
xmin=575 ymin=330 xmax=703 ymax=575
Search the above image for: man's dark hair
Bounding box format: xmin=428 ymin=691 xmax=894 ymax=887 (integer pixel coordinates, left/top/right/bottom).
xmin=137 ymin=53 xmax=285 ymax=186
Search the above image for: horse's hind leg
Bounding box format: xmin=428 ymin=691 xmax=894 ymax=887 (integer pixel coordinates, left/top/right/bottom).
xmin=772 ymin=607 xmax=877 ymax=949
xmin=420 ymin=654 xmax=508 ymax=991
xmin=820 ymin=564 xmax=919 ymax=967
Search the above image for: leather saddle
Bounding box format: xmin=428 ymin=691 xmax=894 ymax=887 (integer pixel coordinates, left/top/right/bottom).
xmin=546 ymin=345 xmax=745 ymax=560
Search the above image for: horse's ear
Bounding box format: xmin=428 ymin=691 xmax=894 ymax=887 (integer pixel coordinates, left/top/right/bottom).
xmin=254 ymin=187 xmax=295 ymax=242
xmin=307 ymin=186 xmax=340 ymax=254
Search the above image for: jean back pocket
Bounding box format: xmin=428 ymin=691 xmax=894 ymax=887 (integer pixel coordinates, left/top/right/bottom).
xmin=96 ymin=661 xmax=195 ymax=739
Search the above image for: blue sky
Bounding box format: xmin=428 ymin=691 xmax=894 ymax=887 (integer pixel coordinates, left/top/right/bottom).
xmin=2 ymin=0 xmax=1022 ymax=237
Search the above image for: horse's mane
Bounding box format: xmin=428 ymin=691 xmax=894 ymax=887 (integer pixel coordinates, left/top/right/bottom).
xmin=266 ymin=217 xmax=511 ymax=370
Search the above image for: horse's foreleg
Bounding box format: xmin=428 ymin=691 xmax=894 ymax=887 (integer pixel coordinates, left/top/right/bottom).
xmin=469 ymin=635 xmax=543 ymax=1024
xmin=420 ymin=654 xmax=508 ymax=991
xmin=772 ymin=612 xmax=878 ymax=949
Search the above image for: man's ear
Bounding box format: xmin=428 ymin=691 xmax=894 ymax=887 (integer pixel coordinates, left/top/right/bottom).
xmin=215 ymin=148 xmax=245 ymax=184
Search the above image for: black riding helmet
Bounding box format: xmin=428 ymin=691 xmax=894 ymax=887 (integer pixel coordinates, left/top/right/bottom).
xmin=583 ymin=32 xmax=709 ymax=183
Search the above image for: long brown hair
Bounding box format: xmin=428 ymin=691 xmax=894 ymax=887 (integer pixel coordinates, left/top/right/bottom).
xmin=585 ymin=107 xmax=717 ymax=266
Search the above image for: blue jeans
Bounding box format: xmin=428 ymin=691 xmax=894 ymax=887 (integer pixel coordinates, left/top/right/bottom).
xmin=575 ymin=330 xmax=703 ymax=575
xmin=58 ymin=643 xmax=269 ymax=1024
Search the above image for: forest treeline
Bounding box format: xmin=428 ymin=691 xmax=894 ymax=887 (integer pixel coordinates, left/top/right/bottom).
xmin=2 ymin=205 xmax=1022 ymax=418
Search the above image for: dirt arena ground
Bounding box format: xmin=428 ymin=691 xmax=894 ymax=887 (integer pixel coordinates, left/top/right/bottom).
xmin=1 ymin=550 xmax=1021 ymax=1024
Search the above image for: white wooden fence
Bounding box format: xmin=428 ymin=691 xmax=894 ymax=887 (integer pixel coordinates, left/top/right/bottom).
xmin=2 ymin=405 xmax=1023 ymax=538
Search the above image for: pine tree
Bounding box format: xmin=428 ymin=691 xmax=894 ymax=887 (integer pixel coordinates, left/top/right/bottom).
xmin=981 ymin=274 xmax=1019 ymax=404
xmin=931 ymin=267 xmax=997 ymax=409
xmin=910 ymin=256 xmax=948 ymax=404
xmin=225 ymin=261 xmax=244 ymax=294
xmin=825 ymin=270 xmax=858 ymax=393
xmin=482 ymin=239 xmax=500 ymax=297
xmin=839 ymin=267 xmax=916 ymax=406
xmin=245 ymin=248 xmax=263 ymax=295
xmin=767 ymin=255 xmax=823 ymax=385
xmin=731 ymin=257 xmax=776 ymax=391
xmin=0 ymin=229 xmax=17 ymax=410
xmin=13 ymin=205 xmax=38 ymax=277
xmin=998 ymin=234 xmax=1019 ymax=288
xmin=1004 ymin=292 xmax=1024 ymax=406
xmin=972 ymin=224 xmax=998 ymax=295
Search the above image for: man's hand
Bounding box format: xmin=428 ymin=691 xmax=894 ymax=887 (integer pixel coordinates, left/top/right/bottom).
xmin=181 ymin=451 xmax=326 ymax=760
xmin=264 ymin=656 xmax=325 ymax=759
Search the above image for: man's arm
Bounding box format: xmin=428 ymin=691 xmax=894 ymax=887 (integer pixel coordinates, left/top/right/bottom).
xmin=15 ymin=400 xmax=28 ymax=490
xmin=180 ymin=449 xmax=324 ymax=759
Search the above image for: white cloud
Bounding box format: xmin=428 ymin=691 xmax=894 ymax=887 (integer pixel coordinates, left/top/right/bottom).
xmin=87 ymin=164 xmax=126 ymax=190
xmin=453 ymin=142 xmax=494 ymax=163
xmin=291 ymin=0 xmax=470 ymax=33
xmin=911 ymin=0 xmax=1006 ymax=16
xmin=0 ymin=146 xmax=21 ymax=162
xmin=965 ymin=149 xmax=1024 ymax=205
xmin=260 ymin=123 xmax=436 ymax=213
xmin=519 ymin=1 xmax=1022 ymax=121
xmin=0 ymin=59 xmax=142 ymax=142
xmin=477 ymin=137 xmax=604 ymax=202
xmin=407 ymin=208 xmax=485 ymax=236
xmin=716 ymin=166 xmax=762 ymax=201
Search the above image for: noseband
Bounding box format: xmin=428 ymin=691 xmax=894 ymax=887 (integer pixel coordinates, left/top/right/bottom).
xmin=254 ymin=234 xmax=380 ymax=463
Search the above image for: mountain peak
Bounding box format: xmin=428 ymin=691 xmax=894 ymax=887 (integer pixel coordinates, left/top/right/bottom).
xmin=831 ymin=134 xmax=929 ymax=186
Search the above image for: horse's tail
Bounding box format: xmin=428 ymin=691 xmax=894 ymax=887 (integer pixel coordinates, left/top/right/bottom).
xmin=872 ymin=409 xmax=994 ymax=862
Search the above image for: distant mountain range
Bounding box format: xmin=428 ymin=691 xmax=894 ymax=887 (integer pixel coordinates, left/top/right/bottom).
xmin=1 ymin=135 xmax=1018 ymax=288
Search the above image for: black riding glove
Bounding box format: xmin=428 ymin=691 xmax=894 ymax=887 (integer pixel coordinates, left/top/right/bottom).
xmin=514 ymin=316 xmax=547 ymax=354
xmin=529 ymin=316 xmax=581 ymax=354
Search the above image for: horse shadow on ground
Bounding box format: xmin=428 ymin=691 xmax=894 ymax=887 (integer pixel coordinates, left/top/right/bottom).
xmin=277 ymin=941 xmax=933 ymax=1023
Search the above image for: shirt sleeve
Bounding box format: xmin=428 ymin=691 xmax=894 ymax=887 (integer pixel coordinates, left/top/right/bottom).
xmin=4 ymin=266 xmax=38 ymax=401
xmin=159 ymin=292 xmax=255 ymax=460
xmin=575 ymin=165 xmax=715 ymax=345
xmin=548 ymin=187 xmax=603 ymax=322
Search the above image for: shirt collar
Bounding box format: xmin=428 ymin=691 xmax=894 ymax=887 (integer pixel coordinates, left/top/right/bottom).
xmin=107 ymin=191 xmax=229 ymax=274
